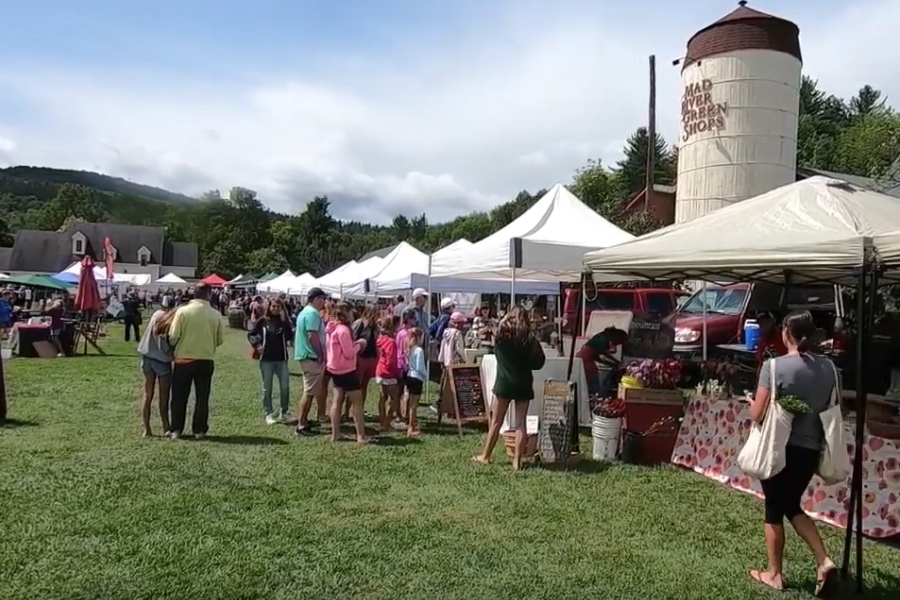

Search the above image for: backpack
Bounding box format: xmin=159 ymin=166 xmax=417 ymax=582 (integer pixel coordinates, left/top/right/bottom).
xmin=247 ymin=323 xmax=266 ymax=360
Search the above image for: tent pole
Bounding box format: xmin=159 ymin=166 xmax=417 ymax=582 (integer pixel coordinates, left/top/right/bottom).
xmin=701 ymin=281 xmax=708 ymax=361
xmin=424 ymin=256 xmax=433 ymax=423
xmin=580 ymin=277 xmax=588 ymax=337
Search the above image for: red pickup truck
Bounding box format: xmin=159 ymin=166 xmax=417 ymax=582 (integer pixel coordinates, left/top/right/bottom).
xmin=562 ymin=287 xmax=687 ymax=334
xmin=662 ymin=282 xmax=845 ymax=354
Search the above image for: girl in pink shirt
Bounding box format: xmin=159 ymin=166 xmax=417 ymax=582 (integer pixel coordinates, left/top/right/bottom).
xmin=394 ymin=309 xmax=417 ymax=421
xmin=325 ymin=301 xmax=371 ymax=444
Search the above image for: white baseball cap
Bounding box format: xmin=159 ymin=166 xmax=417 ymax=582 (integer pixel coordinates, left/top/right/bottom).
xmin=412 ymin=288 xmax=428 ymax=299
xmin=440 ymin=297 xmax=455 ymax=310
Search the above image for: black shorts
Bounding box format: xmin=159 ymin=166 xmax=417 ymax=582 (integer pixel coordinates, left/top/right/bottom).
xmin=405 ymin=377 xmax=424 ymax=396
xmin=328 ymin=370 xmax=361 ymax=392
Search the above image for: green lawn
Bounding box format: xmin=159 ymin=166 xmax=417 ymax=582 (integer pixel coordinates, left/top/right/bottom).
xmin=1 ymin=325 xmax=897 ymax=600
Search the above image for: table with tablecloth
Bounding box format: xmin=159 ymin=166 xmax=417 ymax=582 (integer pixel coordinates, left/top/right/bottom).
xmin=671 ymin=394 xmax=900 ymax=538
xmin=480 ymin=355 xmax=590 ymax=433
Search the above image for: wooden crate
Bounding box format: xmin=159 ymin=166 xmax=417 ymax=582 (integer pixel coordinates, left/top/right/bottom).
xmin=619 ymin=386 xmax=684 ymax=406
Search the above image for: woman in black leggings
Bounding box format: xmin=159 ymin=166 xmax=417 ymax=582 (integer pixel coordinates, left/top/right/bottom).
xmin=748 ymin=311 xmax=839 ymax=597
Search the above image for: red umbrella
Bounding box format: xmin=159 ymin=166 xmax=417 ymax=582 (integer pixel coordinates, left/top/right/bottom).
xmin=75 ymin=256 xmax=102 ymax=312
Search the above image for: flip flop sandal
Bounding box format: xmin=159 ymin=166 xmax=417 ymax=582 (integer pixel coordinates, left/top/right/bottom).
xmin=749 ymin=569 xmax=784 ymax=591
xmin=815 ymin=564 xmax=838 ymax=598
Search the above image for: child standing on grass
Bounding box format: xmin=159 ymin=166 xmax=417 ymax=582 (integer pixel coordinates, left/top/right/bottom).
xmin=137 ymin=307 xmax=176 ymax=437
xmin=395 ymin=309 xmax=417 ymax=425
xmin=405 ymin=327 xmax=426 ymax=437
xmin=375 ymin=316 xmax=401 ymax=432
xmin=325 ymin=301 xmax=374 ymax=445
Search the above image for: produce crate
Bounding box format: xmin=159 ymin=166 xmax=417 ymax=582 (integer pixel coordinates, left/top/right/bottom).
xmin=619 ymin=386 xmax=684 ymax=406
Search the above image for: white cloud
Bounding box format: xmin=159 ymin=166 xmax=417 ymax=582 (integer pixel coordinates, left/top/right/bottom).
xmin=0 ymin=0 xmax=898 ymax=223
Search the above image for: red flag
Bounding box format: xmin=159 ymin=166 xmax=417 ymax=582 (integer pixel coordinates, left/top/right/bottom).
xmin=103 ymin=236 xmax=115 ymax=280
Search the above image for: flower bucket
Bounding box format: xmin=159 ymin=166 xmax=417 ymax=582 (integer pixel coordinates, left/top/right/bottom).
xmin=621 ymin=431 xmax=641 ymax=464
xmin=503 ymin=431 xmax=538 ymax=459
xmin=591 ymin=415 xmax=622 ymax=461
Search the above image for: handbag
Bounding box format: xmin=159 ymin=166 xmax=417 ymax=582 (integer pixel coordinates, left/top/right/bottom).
xmin=247 ymin=325 xmax=265 ymax=360
xmin=737 ymin=359 xmax=794 ymax=480
xmin=816 ymin=360 xmax=851 ymax=485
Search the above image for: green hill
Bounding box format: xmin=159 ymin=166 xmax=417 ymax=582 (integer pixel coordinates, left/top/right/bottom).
xmin=0 ymin=166 xmax=198 ymax=205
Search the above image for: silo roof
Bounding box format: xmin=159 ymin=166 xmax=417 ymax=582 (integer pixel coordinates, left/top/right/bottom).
xmin=684 ymin=1 xmax=801 ymax=70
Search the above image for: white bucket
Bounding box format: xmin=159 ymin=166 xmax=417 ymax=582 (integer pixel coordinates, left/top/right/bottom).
xmin=591 ymin=415 xmax=622 ymax=461
xmin=0 ymin=347 xmax=11 ymax=360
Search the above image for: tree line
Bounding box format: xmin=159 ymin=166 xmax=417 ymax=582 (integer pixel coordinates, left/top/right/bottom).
xmin=0 ymin=77 xmax=897 ymax=278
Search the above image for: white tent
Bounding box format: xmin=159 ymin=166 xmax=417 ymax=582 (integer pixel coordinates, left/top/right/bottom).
xmin=227 ymin=274 xmax=246 ymax=284
xmin=583 ymin=176 xmax=900 ymax=285
xmin=257 ymin=269 xmax=299 ymax=294
xmin=336 ymin=256 xmax=387 ymax=297
xmin=431 ymin=183 xmax=634 ymax=282
xmin=369 ymin=240 xmax=561 ymax=295
xmin=157 ymin=273 xmax=188 ymax=285
xmin=316 ymin=260 xmax=360 ymax=296
xmin=61 ymin=261 xmax=152 ymax=286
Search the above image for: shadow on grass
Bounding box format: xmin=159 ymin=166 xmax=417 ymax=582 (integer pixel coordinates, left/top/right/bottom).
xmin=0 ymin=418 xmax=39 ymax=428
xmin=536 ymin=457 xmax=613 ymax=475
xmin=202 ymin=435 xmax=288 ymax=446
xmin=423 ymin=421 xmax=488 ymax=436
xmin=372 ymin=436 xmax=423 ymax=447
xmin=829 ymin=570 xmax=900 ymax=599
xmin=70 ymin=353 xmax=140 ymax=359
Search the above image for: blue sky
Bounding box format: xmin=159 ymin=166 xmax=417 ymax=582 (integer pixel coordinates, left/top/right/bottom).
xmin=0 ymin=0 xmax=895 ymax=222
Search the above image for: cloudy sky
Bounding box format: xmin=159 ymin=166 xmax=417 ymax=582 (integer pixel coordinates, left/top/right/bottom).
xmin=0 ymin=0 xmax=896 ymax=222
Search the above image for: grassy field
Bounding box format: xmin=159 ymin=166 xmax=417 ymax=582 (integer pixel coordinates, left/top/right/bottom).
xmin=1 ymin=324 xmax=898 ymax=600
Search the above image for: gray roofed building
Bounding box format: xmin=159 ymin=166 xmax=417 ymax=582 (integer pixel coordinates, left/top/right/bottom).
xmin=359 ymin=244 xmax=398 ymax=262
xmin=796 ymin=166 xmax=900 ymax=198
xmin=0 ymin=221 xmax=199 ymax=278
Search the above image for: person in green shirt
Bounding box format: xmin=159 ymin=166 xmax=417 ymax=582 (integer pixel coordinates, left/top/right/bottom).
xmin=294 ymin=287 xmax=327 ymax=434
xmin=472 ymin=306 xmax=545 ymax=471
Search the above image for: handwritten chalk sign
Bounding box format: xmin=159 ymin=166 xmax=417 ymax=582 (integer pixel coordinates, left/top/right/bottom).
xmin=447 ymin=365 xmax=487 ymax=420
xmin=539 ymin=379 xmax=575 ymax=464
xmin=623 ymin=314 xmax=675 ymax=359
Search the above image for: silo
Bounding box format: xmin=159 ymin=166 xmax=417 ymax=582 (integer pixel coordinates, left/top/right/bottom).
xmin=675 ymin=1 xmax=802 ymax=223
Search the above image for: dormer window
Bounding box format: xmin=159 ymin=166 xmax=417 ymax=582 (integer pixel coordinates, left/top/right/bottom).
xmin=72 ymin=231 xmax=86 ymax=255
xmin=137 ymin=245 xmax=151 ymax=267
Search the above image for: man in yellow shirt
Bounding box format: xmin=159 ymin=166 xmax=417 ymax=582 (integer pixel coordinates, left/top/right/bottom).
xmin=167 ymin=283 xmax=224 ymax=439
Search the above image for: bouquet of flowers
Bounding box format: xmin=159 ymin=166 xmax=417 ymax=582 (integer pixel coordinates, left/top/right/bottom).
xmin=699 ymin=359 xmax=739 ymax=382
xmin=625 ymin=358 xmax=684 ymax=389
xmin=592 ymin=397 xmax=626 ymax=419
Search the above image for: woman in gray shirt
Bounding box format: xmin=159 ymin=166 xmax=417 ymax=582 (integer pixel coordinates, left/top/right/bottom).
xmin=137 ymin=308 xmax=176 ymax=437
xmin=748 ymin=310 xmax=839 ymax=597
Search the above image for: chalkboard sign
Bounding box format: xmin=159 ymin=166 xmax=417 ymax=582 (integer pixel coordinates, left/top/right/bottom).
xmin=539 ymin=379 xmax=575 ymax=464
xmin=623 ymin=314 xmax=675 ymax=359
xmin=446 ymin=365 xmax=487 ymax=422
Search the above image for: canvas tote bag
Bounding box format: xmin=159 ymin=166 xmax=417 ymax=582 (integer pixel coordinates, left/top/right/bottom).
xmin=737 ymin=359 xmax=794 ymax=480
xmin=816 ymin=360 xmax=851 ymax=485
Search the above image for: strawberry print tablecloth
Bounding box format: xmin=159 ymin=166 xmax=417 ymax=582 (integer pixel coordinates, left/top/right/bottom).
xmin=671 ymin=395 xmax=900 ymax=538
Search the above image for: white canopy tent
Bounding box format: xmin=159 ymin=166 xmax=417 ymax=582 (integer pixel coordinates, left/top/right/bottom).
xmin=583 ymin=176 xmax=900 ymax=285
xmin=257 ymin=270 xmax=300 ymax=294
xmin=61 ymin=261 xmax=152 ymax=286
xmin=156 ymin=273 xmax=188 ymax=285
xmin=330 ymin=257 xmax=385 ymax=297
xmin=316 ymin=260 xmax=361 ymax=296
xmin=368 ymin=240 xmax=561 ymax=295
xmin=431 ymin=183 xmax=634 ymax=282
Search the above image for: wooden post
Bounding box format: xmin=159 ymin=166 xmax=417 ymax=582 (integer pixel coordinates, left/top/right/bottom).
xmin=645 ymin=54 xmax=657 ymax=212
